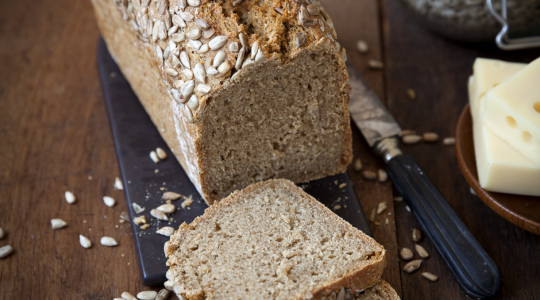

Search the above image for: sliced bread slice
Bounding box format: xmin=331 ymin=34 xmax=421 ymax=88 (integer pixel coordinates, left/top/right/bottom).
xmin=354 ymin=280 xmax=400 ymax=300
xmin=165 ymin=179 xmax=386 ymax=300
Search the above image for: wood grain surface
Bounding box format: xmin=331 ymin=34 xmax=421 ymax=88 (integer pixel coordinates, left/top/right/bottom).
xmin=0 ymin=0 xmax=539 ymax=299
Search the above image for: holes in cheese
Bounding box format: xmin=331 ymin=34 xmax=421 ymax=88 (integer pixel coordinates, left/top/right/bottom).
xmin=506 ymin=116 xmax=517 ymax=128
xmin=534 ymin=101 xmax=540 ymax=114
xmin=522 ymin=131 xmax=533 ymax=145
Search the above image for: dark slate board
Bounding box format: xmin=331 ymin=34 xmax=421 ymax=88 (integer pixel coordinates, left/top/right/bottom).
xmin=96 ymin=38 xmax=372 ymax=286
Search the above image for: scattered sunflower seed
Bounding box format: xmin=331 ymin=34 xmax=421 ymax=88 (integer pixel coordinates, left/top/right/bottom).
xmin=393 ymin=196 xmax=403 ymax=202
xmin=217 ymin=61 xmax=231 ymax=76
xmin=187 ymin=95 xmax=199 ymax=110
xmin=65 ymin=191 xmax=76 ymax=204
xmin=133 ymin=203 xmax=145 ymax=213
xmin=378 ymin=169 xmax=388 ymax=182
xmin=172 ymin=32 xmax=185 ymax=42
xmin=194 ymin=19 xmax=209 ymax=30
xmin=179 ymin=11 xmax=194 ymax=22
xmin=167 ymin=25 xmax=179 ymax=36
xmin=156 ymin=148 xmax=167 ymax=160
xmin=163 ymin=191 xmax=181 ymax=200
xmin=180 ymin=51 xmax=190 ymax=69
xmin=368 ymin=59 xmax=384 ymax=69
xmin=115 ymin=177 xmax=124 ymax=190
xmin=196 ymin=83 xmax=212 ymax=94
xmin=362 ymin=170 xmax=377 ymax=180
xmin=103 ymin=196 xmax=116 ymax=207
xmin=150 ymin=151 xmax=160 ymax=163
xmin=137 ymin=291 xmax=158 ymax=300
xmin=181 ymin=80 xmax=195 ymax=98
xmin=213 ymin=51 xmax=226 ymax=68
xmin=79 ymin=235 xmax=92 ymax=248
xmin=209 ymin=35 xmax=228 ymax=50
xmin=407 ymin=88 xmax=416 ymax=100
xmin=353 ymin=158 xmax=362 ymax=171
xmin=121 ymin=292 xmax=138 ymax=300
xmin=133 ymin=216 xmax=147 ymax=225
xmin=51 ymin=219 xmax=67 ymax=230
xmin=406 ymin=205 xmax=411 ymax=212
xmin=203 ymin=28 xmax=215 ymax=39
xmin=157 ymin=226 xmax=175 ymax=237
xmin=0 ymin=245 xmax=13 ymax=258
xmin=338 ymin=183 xmax=347 ymax=189
xmin=165 ymin=68 xmax=178 ymax=77
xmin=193 ymin=63 xmax=206 ymax=83
xmin=157 ymin=204 xmax=176 ymax=214
xmin=401 ymin=129 xmax=416 ymax=136
xmin=197 ymin=43 xmax=209 ymax=54
xmin=415 ymin=244 xmax=429 ymax=258
xmin=412 ymin=228 xmax=422 ymax=242
xmin=443 ymin=137 xmax=456 ymax=145
xmin=423 ymin=132 xmax=439 ymax=142
xmin=421 ymin=272 xmax=439 ymax=282
xmin=356 ymin=40 xmax=369 ymax=53
xmin=151 ymin=209 xmax=169 ymax=221
xmin=404 ymin=259 xmax=422 ymax=273
xmin=186 ymin=28 xmax=202 ymax=40
xmin=400 ymin=247 xmax=413 ymax=260
xmin=156 ymin=288 xmax=171 ymax=300
xmin=402 ymin=134 xmax=422 ymax=144
xmin=377 ymin=202 xmax=387 ymax=214
xmin=235 ymin=48 xmax=245 ymax=70
xmin=101 ymin=236 xmax=118 ymax=247
xmin=0 ymin=227 xmax=4 ymax=239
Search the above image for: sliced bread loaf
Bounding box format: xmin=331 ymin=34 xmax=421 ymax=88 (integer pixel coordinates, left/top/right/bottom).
xmin=354 ymin=280 xmax=400 ymax=300
xmin=164 ymin=179 xmax=386 ymax=299
xmin=92 ymin=0 xmax=352 ymax=204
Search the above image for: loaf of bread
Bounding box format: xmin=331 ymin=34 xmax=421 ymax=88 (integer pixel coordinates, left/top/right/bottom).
xmin=164 ymin=179 xmax=386 ymax=299
xmin=92 ymin=0 xmax=353 ymax=204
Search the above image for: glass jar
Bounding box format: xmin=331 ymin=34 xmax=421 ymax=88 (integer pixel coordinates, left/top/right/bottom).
xmin=397 ymin=0 xmax=540 ymax=43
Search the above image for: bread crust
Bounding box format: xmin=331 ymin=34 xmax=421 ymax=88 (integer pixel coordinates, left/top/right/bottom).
xmin=165 ymin=179 xmax=385 ymax=300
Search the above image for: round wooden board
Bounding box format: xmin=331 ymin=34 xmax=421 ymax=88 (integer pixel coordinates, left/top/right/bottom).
xmin=456 ymin=104 xmax=540 ymax=235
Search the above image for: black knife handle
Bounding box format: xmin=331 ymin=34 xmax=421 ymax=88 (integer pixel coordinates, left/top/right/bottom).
xmin=387 ymin=155 xmax=500 ymax=298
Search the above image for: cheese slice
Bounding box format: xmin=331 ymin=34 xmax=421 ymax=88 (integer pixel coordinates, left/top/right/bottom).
xmin=469 ymin=58 xmax=540 ymax=196
xmin=482 ymin=57 xmax=540 ymax=166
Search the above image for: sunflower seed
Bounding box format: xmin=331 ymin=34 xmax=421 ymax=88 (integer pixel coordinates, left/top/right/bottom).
xmin=203 ymin=28 xmax=215 ymax=39
xmin=193 ymin=63 xmax=206 ymax=83
xmin=114 ymin=298 xmax=124 ymax=300
xmin=132 ymin=0 xmax=141 ymax=10
xmin=156 ymin=226 xmax=175 ymax=237
xmin=65 ymin=191 xmax=76 ymax=204
xmin=114 ymin=177 xmax=124 ymax=190
xmin=120 ymin=211 xmax=130 ymax=222
xmin=233 ymin=0 xmax=245 ymax=6
xmin=421 ymin=272 xmax=439 ymax=282
xmin=377 ymin=202 xmax=387 ymax=214
xmin=362 ymin=170 xmax=377 ymax=180
xmin=226 ymin=42 xmax=238 ymax=53
xmin=206 ymin=66 xmax=218 ymax=75
xmin=326 ymin=18 xmax=334 ymax=28
xmin=133 ymin=202 xmax=145 ymax=213
xmin=156 ymin=288 xmax=171 ymax=300
xmin=158 ymin=21 xmax=167 ymax=40
xmin=415 ymin=244 xmax=429 ymax=258
xmin=133 ymin=216 xmax=146 ymax=225
xmin=187 ymin=95 xmax=199 ymax=110
xmin=122 ymin=292 xmax=138 ymax=300
xmin=394 ymin=196 xmax=403 ymax=202
xmin=152 ymin=20 xmax=160 ymax=41
xmin=400 ymin=247 xmax=413 ymax=260
xmin=137 ymin=291 xmax=158 ymax=300
xmin=165 ymin=68 xmax=179 ymax=77
xmin=209 ymin=35 xmax=228 ymax=50
xmin=274 ymin=6 xmax=283 ymax=14
xmin=179 ymin=11 xmax=194 ymax=21
xmin=356 ymin=40 xmax=368 ymax=53
xmin=171 ymin=55 xmax=181 ymax=68
xmin=164 ymin=279 xmax=174 ymax=289
xmin=368 ymin=59 xmax=384 ymax=69
xmin=180 ymin=69 xmax=193 ymax=80
xmin=406 ymin=205 xmax=411 ymax=212
xmin=239 ymin=33 xmax=248 ymax=48
xmin=217 ymin=61 xmax=231 ymax=76
xmin=179 ymin=51 xmax=190 ymax=68
xmin=235 ymin=48 xmax=245 ymax=70
xmin=353 ymin=158 xmax=362 ymax=171
xmin=242 ymin=57 xmax=254 ymax=69
xmin=412 ymin=228 xmax=422 ymax=242
xmin=172 ymin=15 xmax=186 ymax=27
xmin=250 ymin=42 xmax=259 ymax=60
xmin=337 ymin=287 xmax=345 ymax=300
xmin=186 ymin=28 xmax=202 ymax=40
xmin=320 ymin=6 xmax=330 ymax=19
xmin=181 ymin=80 xmax=195 ymax=98
xmin=188 ymin=39 xmax=202 ymax=50
xmin=307 ymin=4 xmax=319 ymax=15
xmin=51 ymin=218 xmax=67 ymax=229
xmin=404 ymin=259 xmax=422 ymax=273
xmin=423 ymin=132 xmax=439 ymax=142
xmin=171 ymin=88 xmax=183 ymax=103
xmin=79 ymin=235 xmax=92 ymax=248
xmin=401 ymin=129 xmax=416 ymax=136
xmin=101 ymin=236 xmax=118 ymax=247
xmin=177 ymin=0 xmax=186 ymax=10
xmin=443 ymin=137 xmax=456 ymax=145
xmin=146 ymin=19 xmax=153 ymax=37
xmin=402 ymin=134 xmax=422 ymax=144
xmin=300 ymin=17 xmax=317 ymax=27
xmin=155 ymin=46 xmax=163 ymax=64
xmin=0 ymin=227 xmax=4 ymax=239
xmin=0 ymin=245 xmax=13 ymax=258
xmin=196 ymin=83 xmax=212 ymax=94
xmin=184 ymin=105 xmax=194 ymax=123
xmin=210 ymin=51 xmax=225 ymax=68
xmin=150 ymin=151 xmax=160 ymax=163
xmin=151 ymin=209 xmax=169 ymax=221
xmin=378 ymin=169 xmax=388 ymax=182
xmin=194 ymin=19 xmax=209 ymax=30
xmin=167 ymin=25 xmax=178 ymax=36
xmin=163 ymin=191 xmax=181 ymax=200
xmin=158 ymin=0 xmax=167 ymax=14
xmin=157 ymin=204 xmax=176 ymax=214
xmin=296 ymin=32 xmax=307 ymax=47
xmin=196 ymin=43 xmax=208 ymax=53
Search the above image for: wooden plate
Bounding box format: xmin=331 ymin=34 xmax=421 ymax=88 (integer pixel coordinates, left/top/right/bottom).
xmin=456 ymin=104 xmax=540 ymax=235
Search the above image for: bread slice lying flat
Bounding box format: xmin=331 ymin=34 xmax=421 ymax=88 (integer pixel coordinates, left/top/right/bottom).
xmin=354 ymin=280 xmax=400 ymax=300
xmin=164 ymin=179 xmax=386 ymax=299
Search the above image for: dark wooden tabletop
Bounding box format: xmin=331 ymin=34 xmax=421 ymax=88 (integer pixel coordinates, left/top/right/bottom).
xmin=1 ymin=0 xmax=539 ymax=299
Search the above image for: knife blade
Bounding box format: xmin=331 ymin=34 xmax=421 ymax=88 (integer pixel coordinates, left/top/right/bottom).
xmin=346 ymin=62 xmax=500 ymax=299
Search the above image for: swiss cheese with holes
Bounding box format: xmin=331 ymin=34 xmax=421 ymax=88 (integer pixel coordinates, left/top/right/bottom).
xmin=469 ymin=58 xmax=540 ymax=196
xmin=482 ymin=57 xmax=540 ymax=166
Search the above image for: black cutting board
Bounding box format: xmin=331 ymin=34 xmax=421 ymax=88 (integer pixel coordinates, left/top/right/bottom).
xmin=96 ymin=38 xmax=372 ymax=286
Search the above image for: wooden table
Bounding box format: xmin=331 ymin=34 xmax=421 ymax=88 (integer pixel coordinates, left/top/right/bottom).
xmin=1 ymin=0 xmax=539 ymax=299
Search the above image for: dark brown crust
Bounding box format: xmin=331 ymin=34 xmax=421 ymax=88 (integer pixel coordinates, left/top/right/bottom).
xmin=166 ymin=179 xmax=386 ymax=300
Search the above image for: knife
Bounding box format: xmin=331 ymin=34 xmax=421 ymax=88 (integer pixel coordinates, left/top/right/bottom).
xmin=346 ymin=62 xmax=500 ymax=298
